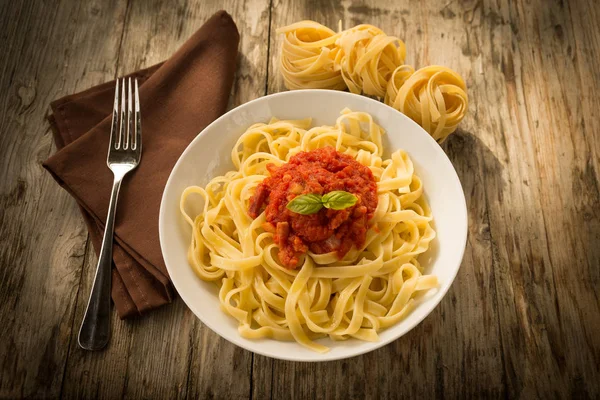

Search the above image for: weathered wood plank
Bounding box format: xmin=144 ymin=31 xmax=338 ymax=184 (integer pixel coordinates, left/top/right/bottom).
xmin=260 ymin=0 xmax=506 ymax=398
xmin=251 ymin=355 xmax=273 ymax=399
xmin=406 ymin=1 xmax=508 ymax=396
xmin=60 ymin=1 xmax=269 ymax=399
xmin=186 ymin=1 xmax=271 ymax=398
xmin=565 ymin=0 xmax=600 ymax=176
xmin=506 ymin=0 xmax=600 ymax=396
xmin=455 ymin=0 xmax=599 ymax=397
xmin=186 ymin=1 xmax=271 ymax=397
xmin=0 ymin=0 xmax=128 ymax=398
xmin=439 ymin=0 xmax=564 ymax=397
xmin=561 ymin=4 xmax=600 ymax=393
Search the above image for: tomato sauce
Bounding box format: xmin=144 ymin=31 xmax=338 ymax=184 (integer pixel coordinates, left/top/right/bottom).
xmin=248 ymin=147 xmax=378 ymax=269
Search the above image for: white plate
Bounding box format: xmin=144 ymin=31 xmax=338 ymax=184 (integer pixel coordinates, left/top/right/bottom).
xmin=159 ymin=89 xmax=467 ymax=362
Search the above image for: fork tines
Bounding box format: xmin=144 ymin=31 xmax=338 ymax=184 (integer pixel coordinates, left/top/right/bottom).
xmin=109 ymin=77 xmax=141 ymax=154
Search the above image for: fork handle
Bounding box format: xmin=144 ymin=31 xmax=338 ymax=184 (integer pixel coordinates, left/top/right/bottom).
xmin=78 ymin=174 xmax=123 ymax=351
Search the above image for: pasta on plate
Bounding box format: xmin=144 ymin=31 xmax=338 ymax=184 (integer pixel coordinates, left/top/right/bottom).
xmin=180 ymin=109 xmax=438 ymax=352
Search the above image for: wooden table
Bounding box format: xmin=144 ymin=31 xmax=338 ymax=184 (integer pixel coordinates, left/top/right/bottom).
xmin=1 ymin=0 xmax=598 ymax=398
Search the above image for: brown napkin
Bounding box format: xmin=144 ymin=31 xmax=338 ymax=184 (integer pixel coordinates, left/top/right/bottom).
xmin=43 ymin=11 xmax=240 ymax=318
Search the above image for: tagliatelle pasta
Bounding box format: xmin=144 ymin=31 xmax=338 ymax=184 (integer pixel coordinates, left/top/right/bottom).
xmin=277 ymin=21 xmax=468 ymax=142
xmin=385 ymin=65 xmax=469 ymax=142
xmin=334 ymin=24 xmax=406 ymax=97
xmin=277 ymin=21 xmax=346 ymax=91
xmin=180 ymin=109 xmax=438 ymax=352
xmin=384 ymin=65 xmax=415 ymax=107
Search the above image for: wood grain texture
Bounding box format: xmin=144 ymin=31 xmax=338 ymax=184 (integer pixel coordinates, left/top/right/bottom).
xmin=0 ymin=0 xmax=126 ymax=397
xmin=0 ymin=0 xmax=599 ymax=398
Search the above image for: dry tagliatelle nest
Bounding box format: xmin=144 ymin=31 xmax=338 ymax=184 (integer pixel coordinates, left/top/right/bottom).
xmin=277 ymin=21 xmax=469 ymax=143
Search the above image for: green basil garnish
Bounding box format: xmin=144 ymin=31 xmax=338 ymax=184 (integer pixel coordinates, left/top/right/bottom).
xmin=322 ymin=190 xmax=358 ymax=210
xmin=286 ymin=191 xmax=357 ymax=215
xmin=286 ymin=193 xmax=324 ymax=215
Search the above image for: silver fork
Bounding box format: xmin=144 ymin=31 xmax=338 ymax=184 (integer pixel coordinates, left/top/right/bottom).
xmin=78 ymin=77 xmax=142 ymax=351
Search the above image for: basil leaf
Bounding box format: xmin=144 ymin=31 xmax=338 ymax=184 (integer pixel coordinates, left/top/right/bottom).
xmin=286 ymin=194 xmax=324 ymax=215
xmin=322 ymin=191 xmax=357 ymax=210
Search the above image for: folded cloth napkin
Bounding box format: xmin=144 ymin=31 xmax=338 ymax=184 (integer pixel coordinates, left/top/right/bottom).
xmin=43 ymin=11 xmax=240 ymax=318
